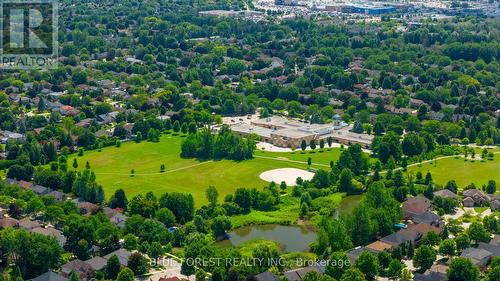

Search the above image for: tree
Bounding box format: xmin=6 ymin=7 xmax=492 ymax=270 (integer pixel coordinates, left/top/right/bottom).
xmin=467 ymin=222 xmax=492 ymax=244
xmin=173 ymin=121 xmax=180 ymax=133
xmin=110 ymin=189 xmax=128 ymax=210
xmin=340 ymin=268 xmax=366 ymax=281
xmin=325 ymin=252 xmax=351 ymax=280
xmin=447 ymin=257 xmax=480 ymax=281
xmin=488 ymin=266 xmax=500 ymax=281
xmin=205 ymin=186 xmax=219 ymax=207
xmin=69 ymin=271 xmax=80 ymax=281
xmin=327 ymin=137 xmax=333 ymax=147
xmin=439 ymin=239 xmax=456 ymax=257
xmin=116 ymin=268 xmax=135 ymax=281
xmin=72 ymin=159 xmax=78 ymax=169
xmin=127 ymin=253 xmax=149 ymax=275
xmin=486 ymin=180 xmax=496 ymax=194
xmin=387 ymin=260 xmax=403 ymax=280
xmin=123 ymin=234 xmax=138 ymax=250
xmin=280 ymin=181 xmax=287 ymax=192
xmin=211 ymin=216 xmax=231 ymax=237
xmin=106 ymin=255 xmax=121 ymax=279
xmin=356 ymin=251 xmax=379 ymax=279
xmin=155 ymin=208 xmax=176 ymax=226
xmin=310 ymin=139 xmax=316 ymax=150
xmin=148 ymin=242 xmax=164 ymax=264
xmin=455 ymin=233 xmax=470 ymax=250
xmin=338 ymin=168 xmax=353 ymax=193
xmin=233 ymin=188 xmax=252 ymax=213
xmin=301 ymin=140 xmax=307 ymax=152
xmin=413 ymin=246 xmax=436 ymax=272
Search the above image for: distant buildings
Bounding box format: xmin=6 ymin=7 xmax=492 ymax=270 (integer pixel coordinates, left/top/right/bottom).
xmin=228 ymin=115 xmax=373 ymax=149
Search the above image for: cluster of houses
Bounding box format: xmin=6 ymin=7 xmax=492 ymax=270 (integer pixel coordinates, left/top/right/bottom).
xmin=462 ymin=189 xmax=500 ymax=210
xmin=0 ymin=178 xmax=132 ymax=281
xmin=32 ymin=248 xmax=135 ymax=281
xmin=254 ymin=191 xmax=499 ymax=281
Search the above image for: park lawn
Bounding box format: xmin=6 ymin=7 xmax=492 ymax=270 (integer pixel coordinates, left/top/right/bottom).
xmin=69 ymin=134 xmax=342 ymax=206
xmin=229 ymin=196 xmax=301 ymax=228
xmin=406 ymin=156 xmax=500 ymax=189
xmin=255 ymin=148 xmax=343 ymax=167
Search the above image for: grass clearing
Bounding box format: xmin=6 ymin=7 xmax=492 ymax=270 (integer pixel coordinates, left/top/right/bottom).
xmin=69 ymin=135 xmax=343 ymax=206
xmin=406 ymin=156 xmax=500 ymax=188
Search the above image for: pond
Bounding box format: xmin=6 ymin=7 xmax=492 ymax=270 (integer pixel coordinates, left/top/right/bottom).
xmin=334 ymin=194 xmax=364 ymax=218
xmin=218 ymin=224 xmax=317 ymax=252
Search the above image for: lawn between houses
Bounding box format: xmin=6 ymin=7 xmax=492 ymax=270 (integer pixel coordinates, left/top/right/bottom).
xmin=406 ymin=155 xmax=500 ymax=189
xmin=68 ymin=134 xmax=344 ymax=207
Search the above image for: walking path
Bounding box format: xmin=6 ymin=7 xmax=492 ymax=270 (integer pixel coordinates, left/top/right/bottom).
xmin=254 ymin=155 xmax=330 ymax=167
xmin=93 ymin=161 xmax=213 ymax=176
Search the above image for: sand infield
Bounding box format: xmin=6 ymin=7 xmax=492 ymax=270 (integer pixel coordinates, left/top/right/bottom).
xmin=259 ymin=168 xmax=314 ymax=186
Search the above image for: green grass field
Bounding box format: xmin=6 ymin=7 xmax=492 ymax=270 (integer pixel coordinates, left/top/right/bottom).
xmin=406 ymin=156 xmax=500 ymax=189
xmin=69 ymin=134 xmax=342 ymax=206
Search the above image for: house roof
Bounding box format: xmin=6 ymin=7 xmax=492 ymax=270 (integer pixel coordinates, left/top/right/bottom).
xmin=158 ymin=277 xmax=181 ymax=281
xmin=18 ymin=218 xmax=40 ymax=230
xmin=61 ymin=259 xmax=95 ymax=278
xmin=381 ymin=231 xmax=413 ymax=246
xmin=255 ymin=271 xmax=279 ymax=281
xmin=346 ymin=246 xmax=378 ymax=262
xmin=31 ymin=185 xmax=50 ymax=195
xmin=433 ymin=189 xmax=458 ymax=199
xmin=366 ymin=240 xmax=393 ymax=252
xmin=461 ymin=247 xmax=493 ymax=261
xmin=0 ymin=217 xmax=19 ymax=228
xmin=32 ymin=271 xmax=68 ymax=281
xmin=478 ymin=242 xmax=500 ymax=256
xmin=84 ymin=256 xmax=107 ymax=271
xmin=412 ymin=212 xmax=440 ymax=225
xmin=414 ymin=271 xmax=446 ymax=281
xmin=104 ymin=248 xmax=133 ymax=266
xmin=283 ymin=267 xmax=321 ymax=281
xmin=402 ymin=196 xmax=432 ymax=216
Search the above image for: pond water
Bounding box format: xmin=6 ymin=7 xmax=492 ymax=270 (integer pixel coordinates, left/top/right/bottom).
xmin=218 ymin=224 xmax=317 ymax=252
xmin=334 ymin=194 xmax=364 ymax=218
xmin=337 ymin=194 xmax=364 ymax=214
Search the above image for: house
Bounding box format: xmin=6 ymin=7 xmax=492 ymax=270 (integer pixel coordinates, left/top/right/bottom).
xmin=158 ymin=277 xmax=181 ymax=281
xmin=32 ymin=271 xmax=68 ymax=281
xmin=462 ymin=189 xmax=491 ymax=206
xmin=478 ymin=242 xmax=500 ymax=257
xmin=366 ymin=240 xmax=394 ymax=252
xmin=103 ymin=207 xmax=128 ymax=228
xmin=30 ymin=227 xmax=66 ymax=247
xmin=77 ymin=202 xmax=99 ymax=216
xmin=412 ymin=211 xmax=441 ymax=226
xmin=18 ymin=218 xmax=40 ymax=230
xmin=0 ymin=217 xmax=19 ymax=229
xmin=61 ymin=259 xmax=95 ymax=281
xmin=463 ymin=197 xmax=475 ymax=207
xmin=104 ymin=248 xmax=133 ymax=267
xmin=84 ymin=256 xmax=108 ymax=272
xmin=461 ymin=247 xmax=493 ymax=266
xmin=17 ymin=180 xmax=33 ymax=190
xmin=284 ymin=266 xmax=322 ymax=281
xmin=490 ymin=199 xmax=500 ymax=211
xmin=346 ymin=246 xmax=378 ymax=263
xmin=402 ymin=196 xmax=432 ymax=219
xmin=254 ymin=271 xmax=279 ymax=281
xmin=433 ymin=189 xmax=458 ymax=200
xmin=47 ymin=190 xmax=67 ymax=201
xmin=380 ymin=231 xmax=414 ymax=248
xmin=31 ymin=185 xmax=50 ymax=195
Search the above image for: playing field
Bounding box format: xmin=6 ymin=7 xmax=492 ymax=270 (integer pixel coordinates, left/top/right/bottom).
xmin=406 ymin=156 xmax=500 ymax=189
xmin=69 ymin=135 xmax=342 ymax=206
